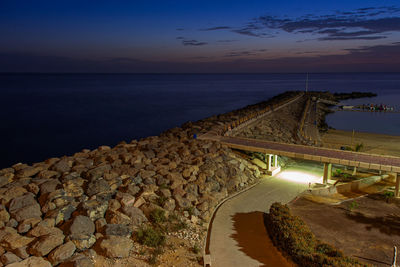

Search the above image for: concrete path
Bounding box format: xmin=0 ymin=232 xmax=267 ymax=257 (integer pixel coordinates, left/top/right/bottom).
xmin=208 ymin=162 xmax=323 ymax=267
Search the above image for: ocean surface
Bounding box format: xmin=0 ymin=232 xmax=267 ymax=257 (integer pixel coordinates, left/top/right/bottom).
xmin=1 ymin=73 xmax=400 ymax=168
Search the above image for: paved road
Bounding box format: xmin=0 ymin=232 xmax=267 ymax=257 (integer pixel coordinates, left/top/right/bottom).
xmin=208 ymin=162 xmax=323 ymax=267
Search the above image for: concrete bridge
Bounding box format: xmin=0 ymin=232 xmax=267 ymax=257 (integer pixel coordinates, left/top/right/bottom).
xmin=199 ymin=93 xmax=400 ymax=198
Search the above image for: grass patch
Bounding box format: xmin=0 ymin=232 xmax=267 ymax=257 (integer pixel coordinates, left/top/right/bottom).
xmin=137 ymin=226 xmax=166 ymax=248
xmin=266 ymin=202 xmax=368 ymax=267
xmin=150 ymin=208 xmax=167 ymax=224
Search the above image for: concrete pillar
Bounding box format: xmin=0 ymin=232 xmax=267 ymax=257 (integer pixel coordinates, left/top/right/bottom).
xmin=395 ymin=173 xmax=400 ymax=198
xmin=323 ymin=163 xmax=332 ymax=184
xmin=266 ymin=154 xmax=272 ymax=171
xmin=352 ymin=166 xmax=357 ymax=176
xmin=274 ymin=155 xmax=278 ymax=167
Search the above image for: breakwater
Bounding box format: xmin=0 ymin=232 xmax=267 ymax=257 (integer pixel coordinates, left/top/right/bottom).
xmin=0 ymin=91 xmax=312 ymax=266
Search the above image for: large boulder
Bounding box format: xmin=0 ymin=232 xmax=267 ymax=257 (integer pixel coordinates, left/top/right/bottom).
xmin=99 ymin=236 xmax=133 ymax=258
xmin=6 ymin=256 xmax=52 ymax=267
xmin=28 ymin=233 xmax=65 ymax=256
xmin=48 ymin=241 xmax=76 ymax=265
xmin=8 ymin=193 xmax=42 ymax=222
xmin=69 ymin=215 xmax=95 ymax=239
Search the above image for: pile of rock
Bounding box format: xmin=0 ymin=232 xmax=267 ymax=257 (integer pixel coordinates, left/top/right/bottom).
xmin=234 ymin=96 xmax=307 ymax=143
xmin=0 ymin=127 xmax=262 ymax=266
xmin=0 ymin=91 xmax=307 ymax=266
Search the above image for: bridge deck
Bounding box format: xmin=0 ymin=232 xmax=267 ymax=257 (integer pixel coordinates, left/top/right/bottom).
xmin=211 ymin=136 xmax=400 ymax=172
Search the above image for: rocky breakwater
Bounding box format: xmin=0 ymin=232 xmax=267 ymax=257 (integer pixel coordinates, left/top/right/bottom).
xmin=0 ymin=127 xmax=263 ymax=266
xmin=233 ymin=95 xmax=307 ymax=143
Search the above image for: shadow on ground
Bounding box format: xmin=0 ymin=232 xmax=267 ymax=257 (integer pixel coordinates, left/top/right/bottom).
xmin=345 ymin=211 xmax=400 ymax=236
xmin=230 ymin=211 xmax=295 ymax=267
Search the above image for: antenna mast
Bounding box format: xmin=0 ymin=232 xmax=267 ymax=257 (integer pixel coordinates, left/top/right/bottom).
xmin=306 ymin=73 xmax=309 ymax=93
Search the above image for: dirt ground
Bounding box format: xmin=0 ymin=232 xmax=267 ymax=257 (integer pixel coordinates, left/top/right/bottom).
xmin=321 ymin=129 xmax=400 ymax=157
xmin=290 ymin=191 xmax=400 ymax=267
xmin=92 ymin=235 xmax=202 ymax=267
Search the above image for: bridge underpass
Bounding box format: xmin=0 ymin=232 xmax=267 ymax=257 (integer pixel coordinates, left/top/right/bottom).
xmin=200 ymin=135 xmax=400 ymax=197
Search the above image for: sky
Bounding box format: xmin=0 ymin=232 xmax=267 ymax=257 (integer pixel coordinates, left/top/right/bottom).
xmin=0 ymin=0 xmax=400 ymax=73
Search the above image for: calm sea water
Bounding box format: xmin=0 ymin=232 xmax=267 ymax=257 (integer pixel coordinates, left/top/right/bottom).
xmin=1 ymin=73 xmax=399 ymax=168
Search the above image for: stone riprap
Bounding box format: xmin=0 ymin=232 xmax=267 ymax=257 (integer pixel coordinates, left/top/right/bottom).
xmin=0 ymin=91 xmax=308 ymax=266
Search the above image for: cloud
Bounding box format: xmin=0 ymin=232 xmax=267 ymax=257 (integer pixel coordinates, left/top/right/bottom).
xmin=241 ymin=6 xmax=400 ymax=41
xmin=176 ymin=36 xmax=184 ymax=40
xmin=1 ymin=43 xmax=399 ymax=73
xmin=216 ymin=40 xmax=237 ymax=43
xmin=200 ymin=26 xmax=232 ymax=31
xmin=182 ymin=40 xmax=208 ymax=46
xmin=176 ymin=28 xmax=185 ymax=31
xmin=224 ymin=48 xmax=267 ymax=58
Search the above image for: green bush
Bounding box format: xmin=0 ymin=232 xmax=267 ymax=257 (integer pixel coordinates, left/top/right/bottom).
xmin=266 ymin=202 xmax=367 ymax=267
xmin=150 ymin=208 xmax=167 ymax=224
xmin=383 ymin=191 xmax=394 ymax=199
xmin=137 ymin=227 xmax=166 ymax=248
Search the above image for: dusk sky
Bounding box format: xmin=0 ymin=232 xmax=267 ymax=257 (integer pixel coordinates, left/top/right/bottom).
xmin=1 ymin=0 xmax=400 ymax=72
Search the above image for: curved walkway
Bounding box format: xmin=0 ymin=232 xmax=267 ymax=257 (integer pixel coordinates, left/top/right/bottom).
xmin=208 ymin=162 xmax=323 ymax=266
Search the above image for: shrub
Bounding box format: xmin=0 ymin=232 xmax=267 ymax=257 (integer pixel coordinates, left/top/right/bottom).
xmin=137 ymin=227 xmax=166 ymax=247
xmin=383 ymin=191 xmax=394 ymax=199
xmin=266 ymin=202 xmax=367 ymax=267
xmin=348 ymin=201 xmax=358 ymax=211
xmin=150 ymin=208 xmax=167 ymax=224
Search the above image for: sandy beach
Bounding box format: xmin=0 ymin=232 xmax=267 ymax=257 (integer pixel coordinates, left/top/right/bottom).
xmin=321 ymin=129 xmax=400 ymax=157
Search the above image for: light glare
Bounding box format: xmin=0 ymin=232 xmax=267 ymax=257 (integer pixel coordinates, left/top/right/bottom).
xmin=276 ymin=170 xmax=323 ymax=184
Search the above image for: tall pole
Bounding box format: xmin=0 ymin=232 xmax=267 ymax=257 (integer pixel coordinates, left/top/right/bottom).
xmin=306 ymin=73 xmax=309 ymax=93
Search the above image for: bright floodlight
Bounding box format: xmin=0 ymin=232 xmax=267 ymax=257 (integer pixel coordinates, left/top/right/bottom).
xmin=276 ymin=170 xmax=323 ymax=184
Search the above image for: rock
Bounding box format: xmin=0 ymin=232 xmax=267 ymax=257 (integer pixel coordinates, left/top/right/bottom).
xmin=13 ymin=246 xmax=29 ymax=259
xmin=99 ymin=236 xmax=133 ymax=258
xmin=184 ymin=183 xmax=199 ymax=196
xmin=0 ymin=209 xmax=10 ymax=223
xmin=86 ymin=179 xmax=111 ymax=197
xmin=174 ymin=195 xmax=191 ymax=209
xmin=8 ymin=193 xmax=42 ymax=222
xmin=133 ymin=197 xmax=145 ymax=208
xmin=29 ymin=233 xmax=64 ymax=256
xmin=0 ymin=231 xmax=35 ymax=250
xmin=16 ymin=167 xmax=40 ymax=178
xmin=37 ymin=170 xmax=59 ymax=179
xmin=163 ymin=198 xmax=176 ymax=212
xmin=69 ymin=216 xmax=95 ymax=239
xmin=120 ymin=206 xmax=148 ymax=227
xmin=1 ymin=252 xmax=21 ymax=265
xmin=116 ymin=192 xmax=135 ymax=208
xmin=107 ymin=199 xmax=121 ymax=211
xmin=28 ymin=225 xmax=63 ymax=238
xmin=104 ymin=224 xmax=132 ymax=238
xmin=81 ymin=199 xmax=108 ymax=221
xmin=59 ymin=253 xmax=93 ymax=267
xmin=6 ymin=218 xmax=18 ymax=228
xmin=52 ymin=159 xmax=71 ymax=173
xmin=39 ymin=180 xmax=60 ymax=195
xmin=17 ymin=218 xmax=41 ymax=234
xmin=71 ymin=235 xmax=96 ymax=251
xmin=85 ymin=165 xmax=111 ymax=180
xmin=105 ymin=210 xmax=131 ymax=225
xmin=63 ymin=179 xmax=85 ymax=198
xmin=6 ymin=256 xmax=52 ymax=267
xmin=45 ymin=204 xmax=75 ymax=225
xmin=48 ymin=241 xmax=76 ymax=265
xmin=95 ymin=218 xmax=106 ymax=232
xmin=0 ymin=174 xmax=12 ymax=188
xmin=25 ymin=183 xmax=39 ymax=195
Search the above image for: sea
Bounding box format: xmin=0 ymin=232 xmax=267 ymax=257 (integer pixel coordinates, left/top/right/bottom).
xmin=1 ymin=73 xmax=400 ymax=168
